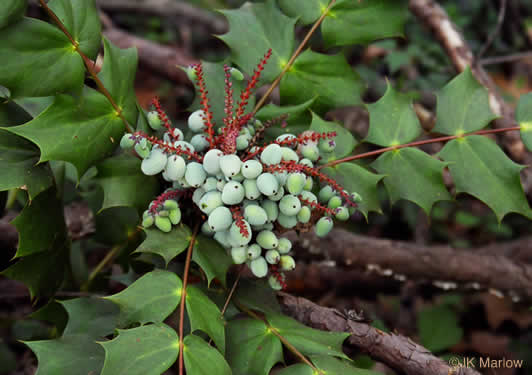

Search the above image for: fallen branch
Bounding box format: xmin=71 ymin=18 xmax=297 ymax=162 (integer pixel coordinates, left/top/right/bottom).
xmin=278 ymin=292 xmax=481 ymax=375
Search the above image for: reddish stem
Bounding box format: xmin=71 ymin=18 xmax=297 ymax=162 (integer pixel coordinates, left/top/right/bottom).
xmin=299 ymin=196 xmax=336 ymax=216
xmin=134 ymin=131 xmax=203 ymax=162
xmin=151 ymin=97 xmax=174 ymax=135
xmin=192 ymin=63 xmax=216 ymax=148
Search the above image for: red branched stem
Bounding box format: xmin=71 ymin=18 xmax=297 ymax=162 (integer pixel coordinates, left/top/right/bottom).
xmin=298 ymin=197 xmax=336 ymax=216
xmin=223 ymin=65 xmax=234 ymax=129
xmin=269 ymin=265 xmax=287 ymax=290
xmin=149 ymin=189 xmax=191 ymax=214
xmin=133 ymin=131 xmax=203 ymax=162
xmin=230 ymin=206 xmax=249 ymax=237
xmin=151 ymin=97 xmax=174 ymax=135
xmin=192 ymin=63 xmax=216 ymax=148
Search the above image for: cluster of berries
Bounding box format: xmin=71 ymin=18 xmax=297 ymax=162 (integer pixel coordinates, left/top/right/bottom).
xmin=119 ymin=51 xmax=361 ymax=289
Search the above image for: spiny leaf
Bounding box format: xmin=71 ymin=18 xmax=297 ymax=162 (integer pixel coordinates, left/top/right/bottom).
xmin=226 ymin=318 xmax=283 ymax=375
xmin=25 ymin=334 xmax=105 ymax=375
xmin=0 ymin=129 xmax=54 ymax=200
xmin=281 ymin=49 xmax=364 ymax=113
xmin=0 ymin=17 xmax=84 ymax=97
xmin=59 ymin=297 xmax=120 ymax=338
xmin=438 ymin=135 xmax=532 ymax=221
xmin=192 ymin=235 xmax=232 ymax=287
xmin=95 ymin=153 xmax=159 ymax=213
xmin=183 ymin=334 xmax=232 ymax=375
xmin=277 ymin=364 xmax=313 ymax=375
xmin=0 ymin=0 xmax=27 ymax=29
xmin=433 ymin=68 xmax=497 ymax=135
xmin=11 ymin=187 xmax=66 ymax=258
xmin=365 ymin=84 xmax=422 ymax=147
xmin=310 ymin=112 xmax=357 ymax=160
xmin=100 ymin=324 xmax=179 ymax=375
xmin=135 ymin=225 xmax=191 ymax=266
xmin=105 ymin=270 xmax=182 ymax=327
xmin=186 ymin=286 xmax=226 ymax=354
xmin=266 ymin=313 xmax=349 ymax=359
xmin=312 ymin=355 xmax=385 ymax=375
xmin=5 ymin=87 xmax=125 ymax=178
xmin=322 ymin=0 xmax=408 ymax=47
xmin=218 ymin=0 xmax=296 ymax=82
xmin=234 ymin=279 xmax=281 ymax=315
xmin=278 ymin=0 xmax=329 ymax=25
xmin=48 ymin=0 xmax=101 ymax=59
xmin=372 ymin=148 xmax=451 ymax=215
xmin=322 ymin=163 xmax=384 ymax=217
xmin=516 ymin=92 xmax=532 ymax=151
xmin=418 ymin=305 xmax=463 ymax=352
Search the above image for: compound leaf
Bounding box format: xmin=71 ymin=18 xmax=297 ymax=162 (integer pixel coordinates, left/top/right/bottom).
xmin=433 ymin=68 xmax=497 ymax=135
xmin=186 ymin=286 xmax=226 ymax=354
xmin=183 ymin=334 xmax=231 ymax=375
xmin=100 ymin=324 xmax=179 ymax=375
xmin=372 ymin=148 xmax=451 ymax=215
xmin=192 ymin=235 xmax=232 ymax=287
xmin=365 ymin=84 xmax=422 ymax=147
xmin=226 ymin=318 xmax=283 ymax=375
xmin=105 ymin=270 xmax=182 ymax=327
xmin=135 ymin=225 xmax=191 ymax=266
xmin=438 ymin=135 xmax=532 ymax=221
xmin=310 ymin=112 xmax=357 ymax=160
xmin=59 ymin=297 xmax=120 ymax=338
xmin=219 ymin=0 xmax=296 ymax=82
xmin=516 ymin=92 xmax=532 ymax=151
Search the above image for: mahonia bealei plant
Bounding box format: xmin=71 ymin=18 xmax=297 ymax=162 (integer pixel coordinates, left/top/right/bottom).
xmin=120 ymin=50 xmax=362 ymax=289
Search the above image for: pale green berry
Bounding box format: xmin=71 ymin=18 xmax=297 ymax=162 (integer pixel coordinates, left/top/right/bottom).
xmin=185 ymin=162 xmax=207 ymax=187
xmin=142 ymin=215 xmax=154 ymax=228
xmin=190 ymin=134 xmax=209 ymax=152
xmin=328 ymin=196 xmax=342 ymax=209
xmin=244 ymin=205 xmax=268 ymax=226
xmin=301 ymin=144 xmax=320 ymax=161
xmin=174 ymin=141 xmax=195 ymax=153
xmin=164 ymin=155 xmax=186 ymax=181
xmin=299 ymin=158 xmax=314 ymax=168
xmin=268 ymin=274 xmax=285 ymax=290
xmin=214 ymin=230 xmax=231 ymax=248
xmin=208 ymin=206 xmax=232 ymax=232
xmin=281 ymin=147 xmax=299 ymax=162
xmin=277 ymin=238 xmax=292 ymax=254
xmin=269 ymin=186 xmax=285 ymax=201
xmin=188 ymin=109 xmax=206 ymax=132
xmin=184 ymin=65 xmax=197 ymax=82
xmin=236 ymin=135 xmax=249 ymax=150
xmin=279 ymin=195 xmax=301 ymax=216
xmin=120 ymin=134 xmax=135 ymax=149
xmin=230 ymin=67 xmax=244 ymax=81
xmin=300 ymin=190 xmax=317 ymax=204
xmin=168 ymin=208 xmax=181 ymax=225
xmin=279 ymin=255 xmax=296 ymax=271
xmin=277 ymin=213 xmax=297 ymax=229
xmin=220 ymin=154 xmax=242 ymax=177
xmin=286 ymin=173 xmax=306 ymax=195
xmin=198 ymin=191 xmax=223 ymax=215
xmin=257 ymin=230 xmax=278 ymax=249
xmin=203 ymin=149 xmax=224 ymax=175
xmin=203 ymin=177 xmax=218 ymax=192
xmin=229 ymin=220 xmax=252 ymax=246
xmin=201 ymin=221 xmax=214 ymax=236
xmin=247 ymin=244 xmax=261 ymax=260
xmin=155 ymin=216 xmax=172 ymax=233
xmin=222 ymin=181 xmax=245 ymax=205
xmin=257 ymin=173 xmax=279 ymax=196
xmin=164 ymin=200 xmax=179 ymax=210
xmin=276 ymin=134 xmax=296 ymax=147
xmin=250 ymin=257 xmax=268 ymax=278
xmin=260 ymin=144 xmax=282 ymax=165
xmin=303 ymin=176 xmax=313 ymax=191
xmin=141 ymin=148 xmax=168 ymax=175
xmin=247 ymin=124 xmax=256 ymax=136
xmin=351 ymin=191 xmax=363 ymax=203
xmin=158 ymin=210 xmax=169 ymax=217
xmin=171 ymin=128 xmax=184 ymax=140
xmin=319 ymin=139 xmax=336 ymax=153
xmin=318 ymin=185 xmax=335 ymax=203
xmin=216 ymin=179 xmax=226 ymax=192
xmin=231 ymin=246 xmax=247 ymax=264
xmin=192 ymin=188 xmax=206 ymax=205
xmin=243 ymin=179 xmax=261 ymax=200
xmin=147 ymin=110 xmax=162 ymax=130
xmin=315 ymin=217 xmax=333 ymax=237
xmin=274 ymin=171 xmax=288 ymax=186
xmin=265 ymin=249 xmax=280 ymax=264
xmin=335 ymin=206 xmax=350 ymax=221
xmin=227 ymin=172 xmax=245 ymax=182
xmin=297 ymin=206 xmax=311 ymax=223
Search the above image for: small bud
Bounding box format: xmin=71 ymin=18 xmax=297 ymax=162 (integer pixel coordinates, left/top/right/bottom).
xmin=279 ymin=255 xmax=296 ymax=271
xmin=147 ymin=111 xmax=162 ymax=130
xmin=230 ymin=67 xmax=244 ymax=81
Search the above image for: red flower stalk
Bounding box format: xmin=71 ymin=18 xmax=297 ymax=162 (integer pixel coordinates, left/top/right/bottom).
xmin=149 ymin=189 xmax=191 ymax=214
xmin=298 ymin=196 xmax=336 ymax=216
xmin=223 ymin=65 xmax=234 ymax=129
xmin=133 ymin=131 xmax=203 ymax=162
xmin=230 ymin=206 xmax=249 ymax=237
xmin=192 ymin=63 xmax=216 ymax=148
xmin=269 ymin=265 xmax=287 ymax=290
xmin=151 ymin=97 xmax=173 ymax=135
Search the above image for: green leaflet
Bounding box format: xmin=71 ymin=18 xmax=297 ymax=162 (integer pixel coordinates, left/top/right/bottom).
xmin=218 ymin=0 xmax=296 ymax=83
xmin=105 ymin=270 xmax=182 ymax=327
xmin=100 ymin=324 xmax=179 ymax=375
xmin=135 ymin=225 xmax=192 ymax=266
xmin=516 ymin=92 xmax=532 ymax=151
xmin=11 ymin=187 xmax=66 ymax=258
xmin=226 ymin=318 xmax=283 ymax=375
xmin=281 ymin=49 xmax=364 ymax=113
xmin=365 ymin=84 xmax=422 ymax=147
xmin=418 ymin=305 xmax=463 ymax=352
xmin=233 ymin=279 xmax=282 ymax=315
xmin=266 ymin=313 xmax=349 ymax=359
xmin=438 ymin=135 xmax=532 ymax=221
xmin=95 ymin=153 xmax=159 ymax=213
xmin=186 ymin=286 xmax=226 ymax=354
xmin=59 ymin=297 xmax=120 ymax=338
xmin=372 ymin=148 xmax=451 ymax=215
xmin=192 ymin=235 xmax=232 ymax=287
xmin=278 ymin=0 xmax=326 ymax=25
xmin=278 ymin=356 xmax=385 ymax=375
xmin=433 ymin=68 xmax=497 ymax=135
xmin=183 ymin=334 xmax=232 ymax=375
xmin=0 ymin=0 xmax=27 ymax=29
xmin=310 ymin=112 xmax=357 ymax=160
xmin=322 ymin=163 xmax=384 ymax=217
